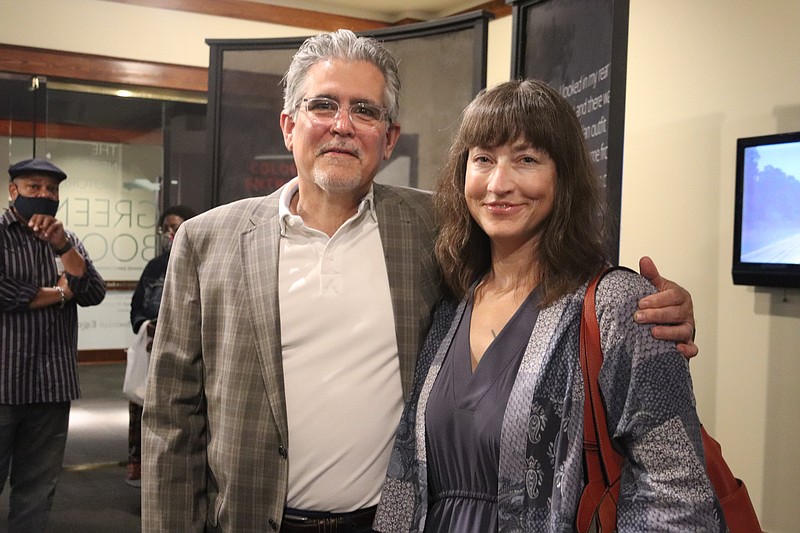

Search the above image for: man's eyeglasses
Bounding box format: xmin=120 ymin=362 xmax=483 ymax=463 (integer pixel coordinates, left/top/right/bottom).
xmin=301 ymin=97 xmax=388 ymax=128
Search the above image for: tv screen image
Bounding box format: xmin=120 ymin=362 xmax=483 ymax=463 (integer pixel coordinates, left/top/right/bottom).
xmin=733 ymin=131 xmax=800 ymax=288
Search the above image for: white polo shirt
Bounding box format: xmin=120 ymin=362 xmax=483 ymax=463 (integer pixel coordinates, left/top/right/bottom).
xmin=278 ymin=178 xmax=403 ymax=512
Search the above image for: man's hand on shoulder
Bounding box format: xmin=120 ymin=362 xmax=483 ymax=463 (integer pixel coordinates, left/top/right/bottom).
xmin=635 ymin=256 xmax=698 ymax=359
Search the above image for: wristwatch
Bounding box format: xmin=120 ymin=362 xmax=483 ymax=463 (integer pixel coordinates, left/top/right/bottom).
xmin=53 ymin=239 xmax=73 ymax=255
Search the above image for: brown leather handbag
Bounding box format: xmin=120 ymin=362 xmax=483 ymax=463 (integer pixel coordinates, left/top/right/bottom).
xmin=576 ymin=267 xmax=763 ymax=533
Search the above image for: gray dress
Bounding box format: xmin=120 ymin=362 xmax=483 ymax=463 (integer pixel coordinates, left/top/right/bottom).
xmin=376 ymin=270 xmax=724 ymax=532
xmin=424 ymin=289 xmax=540 ymax=532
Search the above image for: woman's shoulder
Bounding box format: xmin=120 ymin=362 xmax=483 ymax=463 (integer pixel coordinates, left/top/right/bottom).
xmin=419 ymin=297 xmax=460 ymax=355
xmin=585 ymin=267 xmax=659 ymax=338
xmin=430 ymin=296 xmax=459 ymax=328
xmin=595 ymin=267 xmax=656 ymax=307
xmin=142 ymin=252 xmax=170 ymax=275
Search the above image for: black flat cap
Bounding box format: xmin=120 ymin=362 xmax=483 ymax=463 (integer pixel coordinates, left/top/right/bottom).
xmin=8 ymin=158 xmax=67 ymax=182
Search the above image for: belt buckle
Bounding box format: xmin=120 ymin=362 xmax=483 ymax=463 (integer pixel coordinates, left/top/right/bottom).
xmin=283 ymin=509 xmax=363 ymax=532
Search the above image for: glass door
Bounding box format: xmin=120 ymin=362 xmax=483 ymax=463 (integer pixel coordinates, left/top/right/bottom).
xmin=0 ymin=75 xmax=206 ymax=354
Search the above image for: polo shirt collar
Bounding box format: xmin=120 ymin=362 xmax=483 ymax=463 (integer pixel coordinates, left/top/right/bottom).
xmin=278 ymin=177 xmax=377 ymax=236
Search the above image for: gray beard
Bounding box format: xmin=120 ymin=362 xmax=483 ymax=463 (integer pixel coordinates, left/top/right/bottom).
xmin=312 ymin=168 xmax=363 ymax=193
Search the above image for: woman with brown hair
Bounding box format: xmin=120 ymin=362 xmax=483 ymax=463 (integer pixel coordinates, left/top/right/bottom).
xmin=374 ymin=79 xmax=724 ymax=532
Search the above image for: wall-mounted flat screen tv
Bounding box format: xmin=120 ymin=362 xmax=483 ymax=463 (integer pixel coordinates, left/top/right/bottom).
xmin=733 ymin=131 xmax=800 ymax=288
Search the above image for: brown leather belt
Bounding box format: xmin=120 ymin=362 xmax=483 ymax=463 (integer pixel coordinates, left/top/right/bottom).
xmin=281 ymin=506 xmax=376 ymax=532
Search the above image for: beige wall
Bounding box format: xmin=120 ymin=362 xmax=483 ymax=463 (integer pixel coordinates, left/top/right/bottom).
xmin=490 ymin=6 xmax=800 ymax=531
xmin=621 ymin=3 xmax=800 ymax=532
xmin=2 ymin=1 xmax=797 ymax=530
xmin=0 ymin=0 xmax=313 ymax=66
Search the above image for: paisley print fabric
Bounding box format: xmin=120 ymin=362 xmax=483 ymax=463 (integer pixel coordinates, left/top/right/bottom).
xmin=375 ymin=270 xmax=726 ymax=532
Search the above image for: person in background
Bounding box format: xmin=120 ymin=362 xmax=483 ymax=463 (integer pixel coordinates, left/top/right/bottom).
xmin=0 ymin=158 xmax=106 ymax=532
xmin=126 ymin=204 xmax=196 ymax=487
xmin=374 ymin=79 xmax=723 ymax=532
xmin=142 ymin=30 xmax=697 ymax=533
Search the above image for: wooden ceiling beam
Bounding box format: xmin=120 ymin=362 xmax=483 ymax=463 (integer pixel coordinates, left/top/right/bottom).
xmin=0 ymin=44 xmax=207 ymax=93
xmin=104 ymin=0 xmax=511 ymax=30
xmin=106 ymin=0 xmax=392 ymax=31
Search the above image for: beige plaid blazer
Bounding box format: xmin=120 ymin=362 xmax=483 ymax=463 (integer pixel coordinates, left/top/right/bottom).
xmin=142 ymin=184 xmax=441 ymax=532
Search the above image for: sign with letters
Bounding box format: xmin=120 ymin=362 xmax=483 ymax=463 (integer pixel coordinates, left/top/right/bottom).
xmin=510 ymin=0 xmax=629 ymax=261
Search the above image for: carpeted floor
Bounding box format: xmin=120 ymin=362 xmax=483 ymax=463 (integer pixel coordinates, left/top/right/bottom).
xmin=0 ymin=363 xmax=141 ymax=532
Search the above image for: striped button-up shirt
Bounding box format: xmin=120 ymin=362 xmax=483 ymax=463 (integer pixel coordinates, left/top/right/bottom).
xmin=0 ymin=209 xmax=106 ymax=404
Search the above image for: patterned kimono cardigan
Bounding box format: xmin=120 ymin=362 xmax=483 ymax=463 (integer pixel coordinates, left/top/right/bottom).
xmin=374 ymin=269 xmax=725 ymax=532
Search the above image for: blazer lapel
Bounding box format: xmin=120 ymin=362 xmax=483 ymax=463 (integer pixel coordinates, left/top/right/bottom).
xmin=375 ymin=186 xmax=419 ymax=400
xmin=240 ymin=206 xmax=288 ymax=442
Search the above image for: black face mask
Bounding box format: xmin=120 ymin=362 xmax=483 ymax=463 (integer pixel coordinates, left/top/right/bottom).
xmin=12 ymin=194 xmax=60 ymax=220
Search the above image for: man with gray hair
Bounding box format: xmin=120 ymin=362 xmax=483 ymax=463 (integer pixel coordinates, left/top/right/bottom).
xmin=142 ymin=30 xmax=696 ymax=533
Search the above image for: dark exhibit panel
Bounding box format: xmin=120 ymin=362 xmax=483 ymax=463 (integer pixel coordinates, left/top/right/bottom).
xmin=510 ymin=0 xmax=629 ymax=261
xmin=206 ymin=11 xmax=493 ymax=208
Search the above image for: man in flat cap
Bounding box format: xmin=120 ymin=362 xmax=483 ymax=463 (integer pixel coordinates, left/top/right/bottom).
xmin=0 ymin=158 xmax=106 ymax=532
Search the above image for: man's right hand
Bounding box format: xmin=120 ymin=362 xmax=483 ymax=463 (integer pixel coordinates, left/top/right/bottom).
xmin=635 ymin=256 xmax=697 ymax=358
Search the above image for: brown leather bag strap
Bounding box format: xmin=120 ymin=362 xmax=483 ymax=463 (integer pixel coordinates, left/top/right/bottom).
xmin=576 ymin=267 xmax=626 ymax=533
xmin=576 ymin=268 xmax=763 ymax=533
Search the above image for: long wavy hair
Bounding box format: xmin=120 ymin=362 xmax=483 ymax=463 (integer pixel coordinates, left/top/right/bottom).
xmin=434 ymin=79 xmax=609 ymax=306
